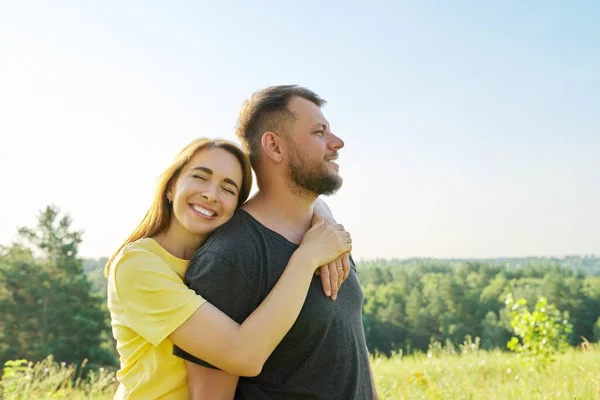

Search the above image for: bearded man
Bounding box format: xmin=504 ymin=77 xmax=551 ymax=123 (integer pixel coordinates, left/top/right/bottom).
xmin=174 ymin=85 xmax=377 ymax=400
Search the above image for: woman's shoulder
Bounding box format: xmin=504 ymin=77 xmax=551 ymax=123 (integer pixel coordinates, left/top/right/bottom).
xmin=108 ymin=238 xmax=190 ymax=310
xmin=121 ymin=237 xmax=160 ymax=255
xmin=112 ymin=238 xmax=169 ymax=276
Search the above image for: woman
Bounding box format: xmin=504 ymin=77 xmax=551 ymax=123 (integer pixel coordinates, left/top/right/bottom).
xmin=106 ymin=138 xmax=352 ymax=399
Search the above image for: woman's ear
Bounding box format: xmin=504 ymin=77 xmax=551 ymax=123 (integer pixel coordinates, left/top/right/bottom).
xmin=261 ymin=131 xmax=285 ymax=163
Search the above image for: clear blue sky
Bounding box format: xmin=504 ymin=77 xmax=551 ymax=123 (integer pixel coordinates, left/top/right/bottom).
xmin=1 ymin=1 xmax=598 ymax=260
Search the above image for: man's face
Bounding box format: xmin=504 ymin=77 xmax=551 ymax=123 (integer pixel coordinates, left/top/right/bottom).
xmin=284 ymin=96 xmax=345 ymax=196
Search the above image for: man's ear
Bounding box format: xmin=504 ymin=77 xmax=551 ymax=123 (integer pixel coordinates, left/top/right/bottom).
xmin=261 ymin=131 xmax=285 ymax=163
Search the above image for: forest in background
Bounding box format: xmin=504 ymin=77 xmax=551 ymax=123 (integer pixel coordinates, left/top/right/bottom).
xmin=2 ymin=206 xmax=599 ymax=370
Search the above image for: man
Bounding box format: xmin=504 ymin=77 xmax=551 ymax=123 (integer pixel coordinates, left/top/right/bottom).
xmin=174 ymin=85 xmax=377 ymax=399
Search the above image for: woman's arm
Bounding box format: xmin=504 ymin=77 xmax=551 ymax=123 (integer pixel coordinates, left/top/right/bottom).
xmin=314 ymin=197 xmax=336 ymax=224
xmin=171 ymin=249 xmax=315 ymax=377
xmin=169 ymin=220 xmax=352 ymax=377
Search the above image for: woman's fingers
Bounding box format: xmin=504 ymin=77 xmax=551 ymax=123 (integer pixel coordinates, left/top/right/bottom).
xmin=317 ymin=253 xmax=351 ymax=299
xmin=318 ymin=265 xmax=331 ymax=297
xmin=328 ymin=261 xmax=340 ymax=300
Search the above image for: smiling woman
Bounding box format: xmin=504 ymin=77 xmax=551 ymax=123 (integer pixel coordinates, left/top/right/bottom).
xmin=162 ymin=147 xmax=245 ymax=256
xmin=105 ymin=138 xmax=252 ymax=273
xmin=104 ymin=138 xmax=353 ymax=399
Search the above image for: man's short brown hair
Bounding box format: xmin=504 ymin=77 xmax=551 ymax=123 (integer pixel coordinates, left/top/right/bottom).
xmin=235 ymin=85 xmax=326 ymax=169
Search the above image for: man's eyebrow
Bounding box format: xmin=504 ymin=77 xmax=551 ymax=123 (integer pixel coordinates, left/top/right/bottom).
xmin=191 ymin=166 xmax=240 ymax=191
xmin=312 ymin=123 xmax=329 ymax=130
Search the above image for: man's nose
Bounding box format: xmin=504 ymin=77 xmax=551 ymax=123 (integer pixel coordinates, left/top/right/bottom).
xmin=328 ymin=132 xmax=345 ymax=151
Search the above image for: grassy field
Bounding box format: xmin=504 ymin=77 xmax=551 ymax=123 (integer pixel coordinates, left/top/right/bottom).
xmin=2 ymin=348 xmax=599 ymax=399
xmin=372 ymin=348 xmax=599 ymax=399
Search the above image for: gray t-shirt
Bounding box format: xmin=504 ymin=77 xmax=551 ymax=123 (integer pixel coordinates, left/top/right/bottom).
xmin=173 ymin=209 xmax=373 ymax=400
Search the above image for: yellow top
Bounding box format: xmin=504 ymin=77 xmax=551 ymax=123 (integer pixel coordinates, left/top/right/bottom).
xmin=107 ymin=238 xmax=206 ymax=399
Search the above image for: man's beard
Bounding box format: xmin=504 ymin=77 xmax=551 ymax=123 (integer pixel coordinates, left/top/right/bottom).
xmin=287 ymin=145 xmax=343 ymax=197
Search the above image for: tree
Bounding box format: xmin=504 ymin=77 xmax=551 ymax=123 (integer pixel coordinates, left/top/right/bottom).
xmin=362 ymin=282 xmax=408 ymax=355
xmin=479 ymin=311 xmax=510 ymax=349
xmin=0 ymin=206 xmax=116 ymax=368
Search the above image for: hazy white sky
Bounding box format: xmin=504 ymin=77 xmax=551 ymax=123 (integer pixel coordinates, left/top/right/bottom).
xmin=1 ymin=1 xmax=598 ymax=260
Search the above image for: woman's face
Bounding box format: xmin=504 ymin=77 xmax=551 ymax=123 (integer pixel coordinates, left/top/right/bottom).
xmin=169 ymin=147 xmax=243 ymax=238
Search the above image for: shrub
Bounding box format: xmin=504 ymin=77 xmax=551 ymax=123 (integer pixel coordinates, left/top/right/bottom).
xmin=504 ymin=293 xmax=572 ymax=367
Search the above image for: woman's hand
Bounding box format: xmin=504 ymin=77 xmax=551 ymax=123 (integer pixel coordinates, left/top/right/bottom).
xmin=297 ymin=219 xmax=352 ymax=269
xmin=315 ymin=253 xmax=350 ymax=300
xmin=311 ymin=198 xmax=352 ymax=300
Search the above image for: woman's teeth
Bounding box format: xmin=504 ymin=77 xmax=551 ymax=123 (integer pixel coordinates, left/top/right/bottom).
xmin=192 ymin=205 xmax=215 ymax=217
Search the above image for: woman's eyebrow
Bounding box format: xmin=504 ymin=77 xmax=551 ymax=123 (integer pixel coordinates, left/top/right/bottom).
xmin=191 ymin=166 xmax=239 ymax=191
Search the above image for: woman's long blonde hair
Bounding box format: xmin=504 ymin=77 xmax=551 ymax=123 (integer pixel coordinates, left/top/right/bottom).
xmin=105 ymin=138 xmax=253 ymax=276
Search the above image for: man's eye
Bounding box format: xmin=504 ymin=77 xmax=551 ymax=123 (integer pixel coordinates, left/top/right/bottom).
xmin=314 ymin=130 xmax=324 ymax=136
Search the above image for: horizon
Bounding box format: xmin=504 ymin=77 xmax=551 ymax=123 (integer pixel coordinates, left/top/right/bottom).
xmin=1 ymin=1 xmax=598 ymax=261
xmin=79 ymin=245 xmax=599 ymax=263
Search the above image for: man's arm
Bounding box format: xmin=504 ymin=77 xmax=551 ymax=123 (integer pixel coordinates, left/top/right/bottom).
xmin=368 ymin=362 xmax=379 ymax=400
xmin=185 ymin=362 xmax=238 ymax=400
xmin=317 ymin=199 xmax=376 ymax=397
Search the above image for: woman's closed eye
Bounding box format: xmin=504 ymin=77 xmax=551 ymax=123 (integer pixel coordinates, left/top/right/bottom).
xmin=191 ymin=174 xmax=207 ymax=181
xmin=222 ymin=186 xmax=236 ymax=195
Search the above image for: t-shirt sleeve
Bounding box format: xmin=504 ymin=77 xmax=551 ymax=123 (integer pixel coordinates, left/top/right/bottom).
xmin=114 ymin=250 xmax=206 ymax=347
xmin=173 ymin=250 xmax=254 ymax=368
xmin=349 ymin=254 xmax=358 ymax=273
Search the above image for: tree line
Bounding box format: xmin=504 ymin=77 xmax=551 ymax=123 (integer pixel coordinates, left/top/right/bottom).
xmin=359 ymin=258 xmax=600 ymax=355
xmin=1 ymin=206 xmax=599 ymax=370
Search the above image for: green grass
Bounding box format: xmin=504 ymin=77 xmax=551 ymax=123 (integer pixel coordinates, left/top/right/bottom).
xmin=372 ymin=347 xmax=600 ymax=399
xmin=1 ymin=357 xmax=116 ymax=400
xmin=2 ymin=348 xmax=599 ymax=399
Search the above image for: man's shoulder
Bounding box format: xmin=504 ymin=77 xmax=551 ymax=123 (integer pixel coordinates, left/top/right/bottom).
xmin=204 ymin=208 xmax=256 ymax=244
xmin=185 ymin=209 xmax=270 ymax=298
xmin=191 ymin=209 xmax=262 ymax=265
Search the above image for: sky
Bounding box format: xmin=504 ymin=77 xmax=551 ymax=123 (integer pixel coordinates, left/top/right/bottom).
xmin=0 ymin=1 xmax=598 ymax=261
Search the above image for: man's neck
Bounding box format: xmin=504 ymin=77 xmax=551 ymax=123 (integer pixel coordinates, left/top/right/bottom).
xmin=243 ymin=185 xmax=316 ymax=245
